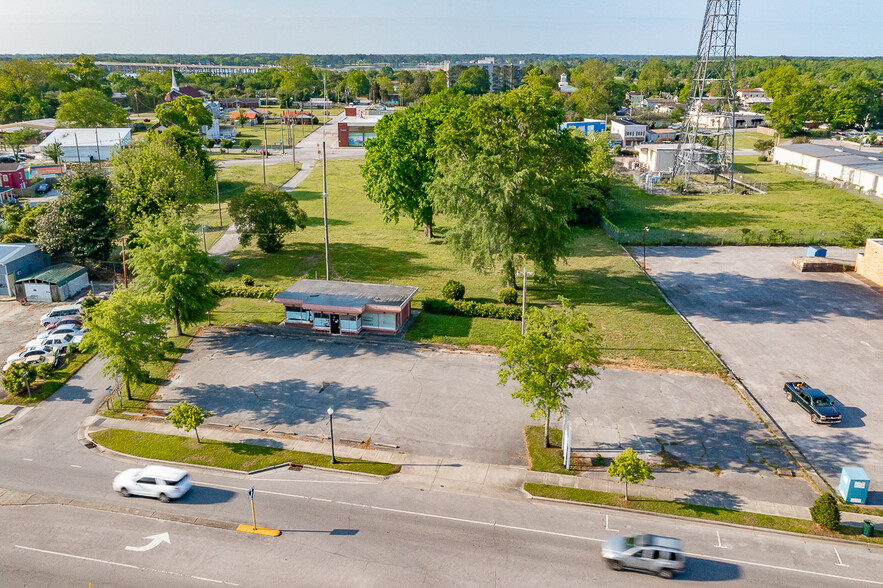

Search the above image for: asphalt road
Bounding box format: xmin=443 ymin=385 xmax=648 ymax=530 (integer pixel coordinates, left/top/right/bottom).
xmin=1 ymin=357 xmax=881 ymax=586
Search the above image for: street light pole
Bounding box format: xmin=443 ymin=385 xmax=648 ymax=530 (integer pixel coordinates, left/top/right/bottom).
xmin=516 ymin=266 xmax=533 ymax=335
xmin=322 ymin=141 xmax=330 ymax=280
xmin=643 ymin=226 xmax=650 ymax=269
xmin=327 ymin=407 xmax=337 ymax=464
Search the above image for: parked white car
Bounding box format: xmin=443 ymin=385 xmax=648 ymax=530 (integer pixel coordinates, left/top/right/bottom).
xmin=113 ymin=466 xmax=193 ymax=503
xmin=3 ymin=346 xmax=56 ymax=372
xmin=25 ymin=333 xmax=83 ymax=354
xmin=34 ymin=326 xmax=87 ymax=343
xmin=39 ymin=304 xmax=82 ymax=326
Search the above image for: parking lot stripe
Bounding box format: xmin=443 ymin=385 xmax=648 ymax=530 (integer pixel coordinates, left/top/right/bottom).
xmin=834 ymin=547 xmax=848 ymax=567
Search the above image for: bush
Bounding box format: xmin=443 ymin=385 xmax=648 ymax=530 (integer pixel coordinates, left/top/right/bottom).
xmin=202 ymin=138 xmax=215 ymax=149
xmin=240 ymin=138 xmax=253 ymax=153
xmin=241 ymin=274 xmax=255 ymax=287
xmin=758 ymin=155 xmax=769 ymax=162
xmin=161 ymin=340 xmax=176 ymax=353
xmin=220 ymin=139 xmax=234 ymax=150
xmin=442 ymin=280 xmax=465 ymax=301
xmin=209 ymin=282 xmax=278 ymax=300
xmin=66 ymin=342 xmax=79 ymax=355
xmin=35 ymin=362 xmax=54 ymax=379
xmin=810 ymin=493 xmax=840 ymax=530
xmin=498 ymin=287 xmax=518 ymax=305
xmin=422 ymin=298 xmax=522 ymax=321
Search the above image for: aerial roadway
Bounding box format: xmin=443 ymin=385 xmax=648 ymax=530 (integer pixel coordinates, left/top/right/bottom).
xmin=0 ymin=362 xmax=881 ymax=586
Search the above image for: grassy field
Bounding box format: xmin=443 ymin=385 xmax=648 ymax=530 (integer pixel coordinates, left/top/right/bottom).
xmin=734 ymin=131 xmax=774 ymax=150
xmin=607 ymin=156 xmax=883 ymax=245
xmin=213 ymin=157 xmax=722 ymax=375
xmin=90 ymin=429 xmax=400 ymax=476
xmin=524 ymin=483 xmax=883 ymax=545
xmin=211 ymin=297 xmax=283 ymax=325
xmin=231 ymin=121 xmax=322 ymax=148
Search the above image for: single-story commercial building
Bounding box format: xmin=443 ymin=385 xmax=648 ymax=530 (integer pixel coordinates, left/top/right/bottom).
xmin=0 ymin=243 xmax=50 ymax=298
xmin=15 ymin=262 xmax=89 ymax=303
xmin=856 ymin=239 xmax=883 ymax=288
xmin=337 ymin=113 xmax=388 ymax=147
xmin=560 ymin=119 xmax=606 ymax=136
xmin=274 ymin=279 xmax=417 ymax=335
xmin=39 ymin=128 xmax=132 ymax=163
xmin=773 ymin=143 xmax=883 ymax=198
xmin=636 ymin=143 xmax=713 ymax=174
xmin=647 ymin=128 xmax=679 ymax=143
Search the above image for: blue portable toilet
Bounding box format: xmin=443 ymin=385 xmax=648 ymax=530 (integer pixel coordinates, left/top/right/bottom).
xmin=806 ymin=246 xmax=827 ymax=258
xmin=839 ymin=467 xmax=871 ymax=504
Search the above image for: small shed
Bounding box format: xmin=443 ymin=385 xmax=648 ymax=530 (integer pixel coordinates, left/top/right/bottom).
xmin=274 ymin=279 xmax=417 ymax=335
xmin=15 ymin=263 xmax=89 ymax=303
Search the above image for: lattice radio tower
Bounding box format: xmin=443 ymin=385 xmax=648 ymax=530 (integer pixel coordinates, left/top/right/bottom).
xmin=674 ymin=0 xmax=740 ymax=190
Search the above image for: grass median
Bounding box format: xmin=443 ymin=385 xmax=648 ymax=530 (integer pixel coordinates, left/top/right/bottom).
xmin=524 ymin=483 xmax=883 ymax=545
xmin=2 ymin=349 xmax=97 ymax=406
xmin=524 ymin=426 xmax=574 ymax=476
xmin=90 ymin=428 xmax=401 ymax=476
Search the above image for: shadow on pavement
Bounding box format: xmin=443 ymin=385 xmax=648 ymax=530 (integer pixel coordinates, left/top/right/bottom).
xmin=681 ymin=557 xmax=741 ymax=581
xmin=178 ymin=485 xmax=237 ymax=505
xmin=679 ymin=489 xmax=745 ymax=511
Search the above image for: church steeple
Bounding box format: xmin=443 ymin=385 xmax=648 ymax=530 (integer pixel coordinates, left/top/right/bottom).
xmin=170 ymin=69 xmax=179 ymax=92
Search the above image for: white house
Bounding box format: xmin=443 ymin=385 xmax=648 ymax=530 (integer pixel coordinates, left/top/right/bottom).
xmin=557 ymin=73 xmax=576 ymax=94
xmin=39 ymin=128 xmax=132 ymax=163
xmin=736 ymin=88 xmax=773 ymax=110
xmin=773 ymin=143 xmax=883 ymax=198
xmin=610 ymin=119 xmax=647 ymax=148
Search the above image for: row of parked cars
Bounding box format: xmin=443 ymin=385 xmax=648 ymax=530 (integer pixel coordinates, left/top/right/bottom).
xmin=2 ymin=303 xmax=87 ymax=373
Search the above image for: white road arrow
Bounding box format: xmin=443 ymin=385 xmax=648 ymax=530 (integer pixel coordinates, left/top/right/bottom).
xmin=125 ymin=532 xmax=170 ymax=552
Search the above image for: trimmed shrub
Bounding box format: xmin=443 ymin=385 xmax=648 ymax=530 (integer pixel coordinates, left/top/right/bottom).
xmin=35 ymin=362 xmax=54 ymax=379
xmin=209 ymin=282 xmax=278 ymax=300
xmin=66 ymin=342 xmax=79 ymax=355
xmin=241 ymin=274 xmax=255 ymax=287
xmin=758 ymin=155 xmax=769 ymax=162
xmin=442 ymin=280 xmax=466 ymax=301
xmin=219 ymin=259 xmax=237 ymax=274
xmin=422 ymin=298 xmax=522 ymax=321
xmin=810 ymin=493 xmax=840 ymax=530
xmin=161 ymin=340 xmax=176 ymax=353
xmin=498 ymin=288 xmax=518 ymax=305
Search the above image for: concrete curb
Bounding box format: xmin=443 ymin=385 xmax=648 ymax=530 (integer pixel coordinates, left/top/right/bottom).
xmin=527 ymin=493 xmax=883 ymax=550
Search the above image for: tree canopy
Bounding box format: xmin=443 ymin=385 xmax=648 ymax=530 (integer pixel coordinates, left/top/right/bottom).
xmin=3 ymin=128 xmax=40 ymax=161
xmin=166 ymin=400 xmax=213 ymax=443
xmin=454 ymin=67 xmax=490 ymax=95
xmin=155 ymin=96 xmax=213 ymax=132
xmin=607 ymin=448 xmax=654 ymax=501
xmin=56 ymin=88 xmax=127 ymax=127
xmin=228 ymin=185 xmax=308 ymax=253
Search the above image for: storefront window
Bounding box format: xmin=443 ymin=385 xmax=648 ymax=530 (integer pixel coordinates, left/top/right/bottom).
xmin=314 ymin=312 xmax=330 ymax=328
xmin=285 ymin=306 xmax=312 ymax=323
xmin=340 ymin=314 xmax=359 ymax=332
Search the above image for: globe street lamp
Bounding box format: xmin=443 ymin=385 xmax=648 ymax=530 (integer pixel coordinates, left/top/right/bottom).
xmin=327 ymin=407 xmax=337 ymax=464
xmin=643 ymin=226 xmax=650 ymax=269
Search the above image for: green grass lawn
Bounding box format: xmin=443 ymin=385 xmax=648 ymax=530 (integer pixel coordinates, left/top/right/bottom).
xmin=607 ymin=156 xmax=883 ymax=245
xmin=524 ymin=426 xmax=574 ymax=476
xmin=524 ymin=483 xmax=883 ymax=545
xmin=230 ymin=122 xmax=322 ymax=148
xmin=212 ymin=157 xmax=721 ymax=374
xmin=1 ymin=350 xmax=97 ymax=405
xmin=211 ymin=297 xmax=283 ymax=325
xmin=734 ymin=131 xmax=774 ymax=150
xmin=90 ymin=429 xmax=400 ymax=476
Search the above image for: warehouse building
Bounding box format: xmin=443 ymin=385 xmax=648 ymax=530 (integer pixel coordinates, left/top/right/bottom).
xmin=39 ymin=128 xmax=132 ymax=163
xmin=773 ymin=143 xmax=883 ymax=198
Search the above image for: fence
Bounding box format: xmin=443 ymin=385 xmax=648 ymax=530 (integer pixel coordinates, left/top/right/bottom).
xmin=600 ymin=217 xmax=860 ymax=247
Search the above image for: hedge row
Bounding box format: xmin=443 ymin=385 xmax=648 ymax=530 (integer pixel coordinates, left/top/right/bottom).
xmin=209 ymin=283 xmax=278 ymax=300
xmin=422 ymin=298 xmax=522 ymax=321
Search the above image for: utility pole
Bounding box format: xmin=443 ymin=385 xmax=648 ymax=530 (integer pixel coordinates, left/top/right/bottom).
xmin=215 ymin=172 xmax=222 ymax=227
xmin=322 ymin=73 xmax=327 ymax=144
xmin=95 ymin=127 xmax=101 ymax=167
xmin=262 ymin=120 xmax=268 ymax=185
xmin=322 ymin=141 xmax=330 ymax=280
xmin=291 ymin=121 xmax=296 ymax=171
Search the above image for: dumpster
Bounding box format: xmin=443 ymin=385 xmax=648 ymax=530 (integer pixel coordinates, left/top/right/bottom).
xmin=838 ymin=467 xmax=871 ymax=504
xmin=863 ymin=520 xmax=875 ymax=538
xmin=806 ymin=246 xmax=827 ymax=257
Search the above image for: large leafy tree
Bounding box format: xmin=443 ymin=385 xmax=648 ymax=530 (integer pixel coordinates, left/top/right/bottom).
xmin=56 ymin=88 xmax=127 ymax=127
xmin=3 ymin=128 xmax=41 ymax=161
xmin=361 ymin=90 xmax=469 ymax=238
xmin=80 ymin=287 xmax=167 ymax=400
xmin=62 ymin=55 xmax=108 ymax=92
xmin=498 ymin=300 xmax=600 ymax=448
xmin=228 ymin=185 xmax=308 ymax=253
xmin=276 ymin=55 xmax=320 ymax=103
xmin=35 ymin=167 xmax=115 ymax=259
xmin=430 ymin=84 xmax=593 ymax=286
xmin=345 ymin=70 xmax=370 ymax=97
xmin=0 ymin=203 xmax=45 ymax=243
xmin=155 ymin=96 xmax=213 ymax=132
xmin=568 ymin=59 xmax=627 ymax=117
xmin=110 ymin=130 xmax=212 ymax=224
xmin=454 ymin=67 xmax=490 ymax=95
xmin=127 ymin=214 xmax=219 ymax=336
xmin=0 ymin=59 xmax=53 ymax=124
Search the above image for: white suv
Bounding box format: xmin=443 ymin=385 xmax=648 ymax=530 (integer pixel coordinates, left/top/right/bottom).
xmin=113 ymin=466 xmax=193 ymax=503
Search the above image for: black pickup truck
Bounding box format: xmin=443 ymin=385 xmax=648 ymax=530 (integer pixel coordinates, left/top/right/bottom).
xmin=783 ymin=382 xmax=842 ymax=425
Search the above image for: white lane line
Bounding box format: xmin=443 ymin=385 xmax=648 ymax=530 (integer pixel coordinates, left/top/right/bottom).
xmin=70 ymin=465 xmax=82 ymax=468
xmin=714 ymin=530 xmax=730 ymax=549
xmin=14 ymin=545 xmax=239 ymax=586
xmin=684 ymin=551 xmax=882 ymax=585
xmin=834 ymin=547 xmax=848 ymax=567
xmin=605 ymin=515 xmax=619 ymax=532
xmin=22 ymin=458 xmax=33 ymax=462
xmin=255 ymin=479 xmax=378 ymax=484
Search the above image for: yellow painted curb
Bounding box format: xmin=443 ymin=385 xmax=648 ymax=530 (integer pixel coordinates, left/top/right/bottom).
xmin=236 ymin=524 xmax=281 ymax=537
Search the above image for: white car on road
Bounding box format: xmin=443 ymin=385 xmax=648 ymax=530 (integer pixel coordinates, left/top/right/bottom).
xmin=113 ymin=466 xmax=193 ymax=503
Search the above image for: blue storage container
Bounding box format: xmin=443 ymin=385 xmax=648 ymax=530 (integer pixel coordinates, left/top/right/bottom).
xmin=839 ymin=467 xmax=870 ymax=504
xmin=806 ymin=246 xmax=827 ymax=257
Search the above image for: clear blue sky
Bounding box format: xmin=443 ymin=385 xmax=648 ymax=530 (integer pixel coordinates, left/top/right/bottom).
xmin=2 ymin=0 xmax=881 ymax=57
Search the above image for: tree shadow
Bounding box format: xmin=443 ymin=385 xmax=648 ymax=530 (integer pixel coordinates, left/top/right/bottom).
xmin=679 ymin=489 xmax=745 ymax=511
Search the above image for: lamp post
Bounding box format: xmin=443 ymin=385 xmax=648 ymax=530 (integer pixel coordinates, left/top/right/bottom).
xmin=516 ymin=266 xmax=533 ymax=335
xmin=327 ymin=407 xmax=337 ymax=464
xmin=642 ymin=226 xmax=650 ymax=269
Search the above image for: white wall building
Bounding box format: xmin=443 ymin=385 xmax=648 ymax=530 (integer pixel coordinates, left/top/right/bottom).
xmin=610 ymin=119 xmax=647 ymax=148
xmin=558 ymin=73 xmax=576 ymax=94
xmin=773 ymin=143 xmax=883 ymax=198
xmin=39 ymin=128 xmax=132 ymax=162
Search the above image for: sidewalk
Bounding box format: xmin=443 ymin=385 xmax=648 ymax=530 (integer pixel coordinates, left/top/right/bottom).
xmin=83 ymin=415 xmax=883 ymax=526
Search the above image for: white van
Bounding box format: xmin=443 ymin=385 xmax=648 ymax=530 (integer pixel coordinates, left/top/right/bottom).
xmin=39 ymin=304 xmax=82 ymax=326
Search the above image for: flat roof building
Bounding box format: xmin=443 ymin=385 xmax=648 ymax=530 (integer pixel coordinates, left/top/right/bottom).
xmin=337 ymin=112 xmax=388 ymax=148
xmin=39 ymin=128 xmax=132 ymax=162
xmin=773 ymin=143 xmax=883 ymax=198
xmin=274 ymin=279 xmax=417 ymax=335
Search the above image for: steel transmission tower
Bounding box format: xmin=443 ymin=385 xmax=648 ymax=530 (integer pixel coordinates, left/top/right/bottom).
xmin=674 ymin=0 xmax=740 ymax=190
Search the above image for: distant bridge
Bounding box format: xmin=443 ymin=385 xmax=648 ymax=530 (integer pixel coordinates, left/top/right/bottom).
xmin=56 ymin=61 xmax=271 ymax=76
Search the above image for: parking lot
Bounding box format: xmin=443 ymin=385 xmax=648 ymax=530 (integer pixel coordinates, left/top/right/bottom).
xmin=647 ymin=246 xmax=883 ymax=501
xmin=151 ymin=327 xmax=798 ymax=488
xmin=0 ymin=299 xmax=53 ymax=393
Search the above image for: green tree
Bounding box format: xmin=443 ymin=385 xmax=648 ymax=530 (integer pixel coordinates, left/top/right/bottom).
xmin=454 ymin=67 xmax=490 ymax=95
xmin=345 ymin=70 xmax=370 ymax=97
xmin=1 ymin=362 xmax=36 ymax=396
xmin=276 ymin=55 xmax=320 ymax=101
xmin=810 ymin=493 xmax=841 ymax=531
xmin=3 ymin=128 xmax=40 ymax=161
xmin=0 ymin=203 xmax=45 ymax=243
xmin=429 ymin=71 xmax=448 ymax=94
xmin=569 ymin=59 xmax=627 ymax=117
xmin=607 ymin=448 xmax=654 ymax=501
xmin=220 ymin=139 xmax=233 ymax=150
xmin=0 ymin=59 xmax=52 ymax=124
xmin=637 ymin=57 xmax=670 ymax=95
xmin=110 ymin=130 xmax=212 ymax=223
xmin=56 ymin=88 xmax=127 ymax=127
xmin=42 ymin=141 xmax=64 ymax=164
xmin=753 ymin=138 xmax=775 ymax=156
xmin=430 ymin=84 xmax=593 ymax=286
xmin=166 ymin=400 xmax=213 ymax=443
xmin=35 ymin=167 xmax=115 ymax=259
xmin=127 ymin=214 xmax=219 ymax=336
xmin=498 ymin=301 xmax=600 ymax=448
xmin=240 ymin=138 xmax=253 ymax=153
xmin=362 ymin=90 xmax=469 ymax=238
xmin=63 ymin=54 xmax=107 ymax=91
xmin=80 ymin=287 xmax=167 ymax=400
xmin=228 ymin=185 xmax=308 ymax=253
xmin=155 ymin=96 xmax=212 ymax=132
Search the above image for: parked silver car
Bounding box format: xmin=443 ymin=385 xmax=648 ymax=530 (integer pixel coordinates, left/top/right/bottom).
xmin=601 ymin=534 xmax=686 ymax=579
